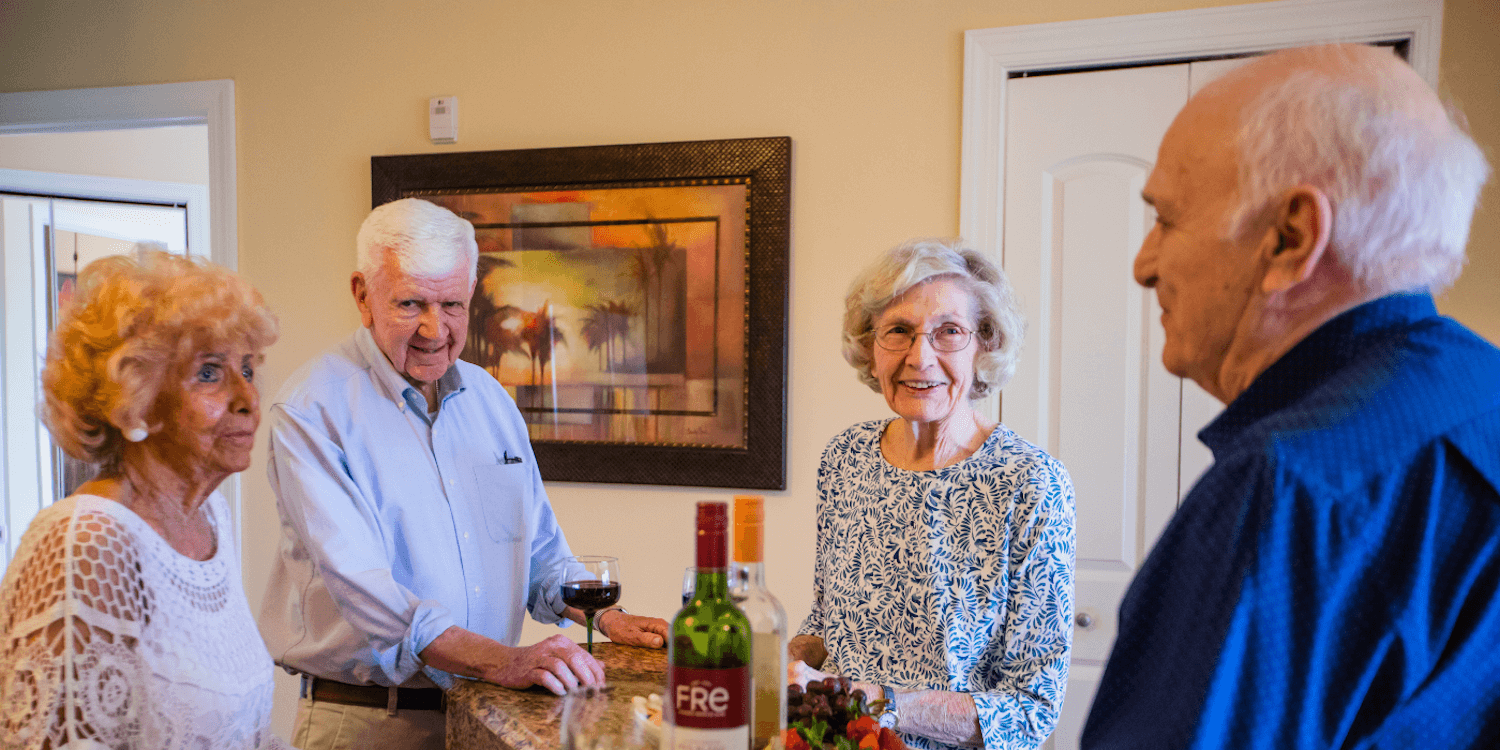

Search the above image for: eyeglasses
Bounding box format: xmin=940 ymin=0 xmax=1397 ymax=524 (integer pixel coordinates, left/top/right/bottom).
xmin=872 ymin=324 xmax=974 ymax=352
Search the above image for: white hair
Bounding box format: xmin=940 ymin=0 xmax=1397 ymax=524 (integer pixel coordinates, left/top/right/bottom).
xmin=842 ymin=238 xmax=1024 ymax=399
xmin=1228 ymin=50 xmax=1491 ymax=294
xmin=356 ymin=198 xmax=478 ymax=285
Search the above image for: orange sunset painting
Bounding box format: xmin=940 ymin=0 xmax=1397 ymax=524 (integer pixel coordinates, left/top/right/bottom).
xmin=425 ymin=182 xmax=748 ymax=449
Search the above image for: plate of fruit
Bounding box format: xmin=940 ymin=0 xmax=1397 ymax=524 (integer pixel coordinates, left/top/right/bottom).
xmin=784 ymin=677 xmax=905 ymax=750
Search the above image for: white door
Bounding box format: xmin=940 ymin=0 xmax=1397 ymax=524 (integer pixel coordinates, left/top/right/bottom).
xmin=1001 ymin=58 xmax=1244 ymax=749
xmin=0 ymin=191 xmax=191 ymax=569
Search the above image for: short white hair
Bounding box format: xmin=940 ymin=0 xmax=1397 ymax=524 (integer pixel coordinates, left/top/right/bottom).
xmin=1228 ymin=48 xmax=1491 ymax=294
xmin=356 ymin=198 xmax=479 ymax=285
xmin=842 ymin=238 xmax=1024 ymax=399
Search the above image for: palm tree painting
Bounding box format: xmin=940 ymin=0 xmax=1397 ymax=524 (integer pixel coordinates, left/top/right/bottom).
xmin=431 ymin=182 xmax=750 ymax=449
xmin=466 ymin=253 xmax=518 ymax=369
xmin=473 ymin=301 xmax=568 ymax=384
xmin=580 ymin=299 xmax=635 ymax=372
xmin=520 ymin=301 xmax=565 ymax=386
xmin=625 ymin=222 xmax=688 ymax=372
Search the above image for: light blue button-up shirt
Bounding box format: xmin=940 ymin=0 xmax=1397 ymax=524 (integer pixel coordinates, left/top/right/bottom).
xmin=257 ymin=327 xmax=573 ymax=688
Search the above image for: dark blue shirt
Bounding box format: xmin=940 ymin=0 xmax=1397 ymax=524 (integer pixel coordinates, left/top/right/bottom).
xmin=1082 ymin=294 xmax=1500 ymax=749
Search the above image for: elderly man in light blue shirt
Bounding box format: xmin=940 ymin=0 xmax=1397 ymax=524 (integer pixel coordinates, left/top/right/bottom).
xmin=259 ymin=198 xmax=668 ymax=750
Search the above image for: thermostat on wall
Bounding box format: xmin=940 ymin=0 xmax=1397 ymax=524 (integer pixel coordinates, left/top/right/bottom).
xmin=429 ymin=96 xmax=458 ymax=144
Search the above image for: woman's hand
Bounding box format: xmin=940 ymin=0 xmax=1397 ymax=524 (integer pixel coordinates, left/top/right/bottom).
xmin=789 ymin=660 xmax=883 ymax=705
xmin=788 ymin=634 xmax=828 ymax=669
xmin=787 ymin=658 xmax=833 ymax=689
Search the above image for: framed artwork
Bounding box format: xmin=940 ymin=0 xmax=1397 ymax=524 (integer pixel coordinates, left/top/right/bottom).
xmin=372 ymin=137 xmax=790 ymax=489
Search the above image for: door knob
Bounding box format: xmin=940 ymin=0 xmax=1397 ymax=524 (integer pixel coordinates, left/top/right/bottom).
xmin=1075 ymin=612 xmax=1095 ymax=629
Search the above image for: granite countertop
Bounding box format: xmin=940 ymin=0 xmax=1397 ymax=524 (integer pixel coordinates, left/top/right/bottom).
xmin=447 ymin=643 xmax=669 ymax=750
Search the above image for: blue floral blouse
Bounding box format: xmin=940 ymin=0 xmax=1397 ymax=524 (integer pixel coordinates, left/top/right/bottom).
xmin=798 ymin=419 xmax=1076 ymax=750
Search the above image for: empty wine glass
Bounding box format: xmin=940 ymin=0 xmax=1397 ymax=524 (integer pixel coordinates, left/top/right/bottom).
xmin=682 ymin=565 xmax=748 ymax=608
xmin=681 ymin=566 xmax=697 ymax=608
xmin=560 ymin=555 xmax=622 ymax=654
xmin=560 ymin=683 xmax=657 ymax=750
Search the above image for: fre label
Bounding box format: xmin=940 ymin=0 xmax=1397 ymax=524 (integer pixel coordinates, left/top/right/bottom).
xmin=669 ymin=666 xmax=749 ymax=728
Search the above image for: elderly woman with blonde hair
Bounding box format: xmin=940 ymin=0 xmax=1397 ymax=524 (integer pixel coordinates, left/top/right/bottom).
xmin=789 ymin=239 xmax=1076 ymax=750
xmin=0 ymin=249 xmax=288 ymax=749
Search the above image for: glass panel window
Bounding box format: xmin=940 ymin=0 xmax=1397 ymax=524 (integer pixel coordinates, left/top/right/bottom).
xmin=0 ymin=193 xmax=188 ymax=568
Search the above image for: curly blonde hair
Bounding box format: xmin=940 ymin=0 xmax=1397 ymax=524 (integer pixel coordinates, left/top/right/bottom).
xmin=41 ymin=248 xmax=279 ymax=474
xmin=842 ymin=238 xmax=1024 ymax=400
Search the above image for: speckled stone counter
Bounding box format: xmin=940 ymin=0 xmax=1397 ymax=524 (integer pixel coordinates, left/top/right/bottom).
xmin=446 ymin=643 xmax=668 ymax=750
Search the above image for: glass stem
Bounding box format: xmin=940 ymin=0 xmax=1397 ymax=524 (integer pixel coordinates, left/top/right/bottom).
xmin=585 ymin=612 xmax=595 ymax=653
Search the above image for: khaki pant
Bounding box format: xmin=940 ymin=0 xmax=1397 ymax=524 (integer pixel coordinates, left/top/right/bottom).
xmin=291 ymin=696 xmax=446 ymax=750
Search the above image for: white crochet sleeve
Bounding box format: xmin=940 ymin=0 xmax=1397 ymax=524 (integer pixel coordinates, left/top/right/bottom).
xmin=1 ymin=505 xmax=155 ymax=749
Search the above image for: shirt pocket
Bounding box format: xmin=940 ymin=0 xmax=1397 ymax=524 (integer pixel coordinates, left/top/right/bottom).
xmin=472 ymin=463 xmax=531 ymax=543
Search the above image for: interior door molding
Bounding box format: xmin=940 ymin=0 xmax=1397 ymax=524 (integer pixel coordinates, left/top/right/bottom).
xmin=960 ymin=0 xmax=1442 ymax=271
xmin=0 ymin=80 xmax=237 ymax=269
xmin=0 ymin=169 xmax=210 ymax=258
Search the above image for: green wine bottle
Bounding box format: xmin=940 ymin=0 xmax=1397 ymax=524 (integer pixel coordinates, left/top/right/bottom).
xmin=667 ymin=502 xmax=753 ymax=750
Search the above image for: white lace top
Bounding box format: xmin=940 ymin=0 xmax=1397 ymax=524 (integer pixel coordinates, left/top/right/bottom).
xmin=0 ymin=492 xmax=283 ymax=750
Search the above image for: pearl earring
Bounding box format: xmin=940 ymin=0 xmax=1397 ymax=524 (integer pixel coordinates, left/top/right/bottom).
xmin=125 ymin=427 xmax=148 ymax=443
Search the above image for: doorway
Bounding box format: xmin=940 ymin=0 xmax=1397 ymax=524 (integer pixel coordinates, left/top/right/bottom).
xmin=0 ymin=189 xmax=195 ymax=566
xmin=0 ymin=80 xmax=236 ymax=566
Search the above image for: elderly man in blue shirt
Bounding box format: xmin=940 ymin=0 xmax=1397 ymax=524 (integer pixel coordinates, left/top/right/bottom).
xmin=1082 ymin=44 xmax=1499 ymax=748
xmin=259 ymin=198 xmax=669 ymax=750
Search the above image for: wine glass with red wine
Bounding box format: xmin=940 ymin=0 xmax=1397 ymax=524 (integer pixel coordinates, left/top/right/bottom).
xmin=560 ymin=555 xmax=622 ymax=654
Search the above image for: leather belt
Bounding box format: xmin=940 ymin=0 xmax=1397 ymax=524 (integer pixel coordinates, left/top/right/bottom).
xmin=303 ymin=675 xmax=447 ymax=712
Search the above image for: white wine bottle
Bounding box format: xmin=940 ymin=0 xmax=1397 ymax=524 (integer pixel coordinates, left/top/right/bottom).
xmin=732 ymin=495 xmax=788 ymax=750
xmin=667 ymin=502 xmax=752 ymax=750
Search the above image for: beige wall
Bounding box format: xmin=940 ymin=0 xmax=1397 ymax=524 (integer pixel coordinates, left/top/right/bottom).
xmin=1436 ymin=0 xmax=1500 ymax=341
xmin=0 ymin=126 xmax=209 ymax=184
xmin=3 ymin=0 xmax=1495 ymax=737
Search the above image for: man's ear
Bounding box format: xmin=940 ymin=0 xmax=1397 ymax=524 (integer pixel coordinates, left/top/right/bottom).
xmin=351 ymin=272 xmax=375 ymax=328
xmin=1261 ymin=185 xmax=1332 ymax=293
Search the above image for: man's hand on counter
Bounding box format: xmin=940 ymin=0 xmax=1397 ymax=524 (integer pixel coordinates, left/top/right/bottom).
xmin=597 ymin=609 xmax=669 ymax=649
xmin=492 ymin=634 xmax=607 ymax=694
xmin=421 ymin=627 xmax=604 ymax=696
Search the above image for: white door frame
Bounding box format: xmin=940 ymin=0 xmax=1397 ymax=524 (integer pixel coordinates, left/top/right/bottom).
xmin=0 ymin=169 xmax=210 ymax=257
xmin=0 ymin=80 xmax=241 ymax=548
xmin=960 ymin=0 xmax=1442 ymax=291
xmin=0 ymin=80 xmax=236 ymax=268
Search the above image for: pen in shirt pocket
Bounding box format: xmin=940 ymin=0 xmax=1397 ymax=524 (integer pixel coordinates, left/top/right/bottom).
xmin=502 ymin=449 xmax=523 ymax=465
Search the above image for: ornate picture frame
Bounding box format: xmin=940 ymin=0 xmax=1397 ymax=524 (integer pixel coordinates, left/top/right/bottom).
xmin=372 ymin=137 xmax=790 ymax=489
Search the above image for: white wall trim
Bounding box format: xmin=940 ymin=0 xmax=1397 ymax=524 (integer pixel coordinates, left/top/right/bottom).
xmin=0 ymin=169 xmax=210 ymax=258
xmin=0 ymin=80 xmax=237 ymax=270
xmin=960 ymin=0 xmax=1443 ymax=270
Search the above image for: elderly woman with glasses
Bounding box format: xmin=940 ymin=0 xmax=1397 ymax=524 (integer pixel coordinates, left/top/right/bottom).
xmin=788 ymin=239 xmax=1076 ymax=750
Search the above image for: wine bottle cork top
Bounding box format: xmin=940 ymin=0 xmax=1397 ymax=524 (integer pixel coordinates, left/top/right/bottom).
xmin=696 ymin=501 xmax=728 ymax=568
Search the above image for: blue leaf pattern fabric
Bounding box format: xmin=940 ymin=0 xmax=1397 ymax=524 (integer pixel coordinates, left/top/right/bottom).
xmin=799 ymin=419 xmax=1076 ymax=750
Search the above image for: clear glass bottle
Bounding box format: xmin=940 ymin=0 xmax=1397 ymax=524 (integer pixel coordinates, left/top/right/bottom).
xmin=731 ymin=495 xmax=788 ymax=750
xmin=667 ymin=502 xmax=752 ymax=750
